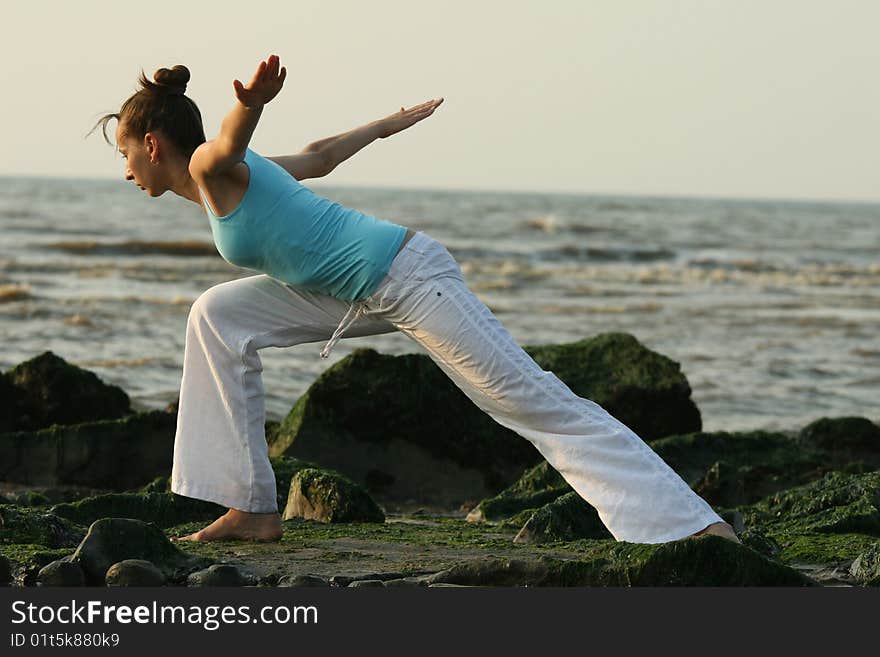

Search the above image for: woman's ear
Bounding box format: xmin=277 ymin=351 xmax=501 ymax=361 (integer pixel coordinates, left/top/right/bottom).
xmin=144 ymin=132 xmax=159 ymax=164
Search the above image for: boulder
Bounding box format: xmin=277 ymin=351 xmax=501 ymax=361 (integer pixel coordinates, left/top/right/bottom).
xmin=796 ymin=417 xmax=880 ymax=469
xmin=271 ymin=334 xmax=700 ymax=505
xmin=51 ymin=492 xmax=225 ymax=530
xmin=277 ymin=574 xmax=330 ymax=587
xmin=186 ymin=564 xmax=256 ymax=587
xmin=105 ymin=559 xmax=166 ymax=587
xmin=0 ymin=410 xmax=176 ymax=489
xmin=283 ymin=468 xmax=385 ymax=523
xmin=6 ymin=351 xmax=131 ymax=431
xmin=512 ymin=491 xmax=613 ymax=543
xmin=37 ymin=558 xmax=86 ymax=587
xmin=70 ymin=518 xmax=208 ymax=585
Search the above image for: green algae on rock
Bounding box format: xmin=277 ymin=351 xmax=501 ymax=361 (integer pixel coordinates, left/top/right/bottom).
xmin=467 ymin=461 xmax=571 ymax=523
xmin=425 ymin=535 xmax=813 ymax=586
xmin=741 ymin=470 xmax=880 ymax=536
xmin=6 ymin=351 xmax=131 ymax=431
xmin=50 ymin=492 xmax=226 ymax=530
xmin=523 ymin=333 xmax=702 ymax=441
xmin=512 ymin=491 xmax=613 ymax=543
xmin=271 ymin=334 xmax=701 ymax=505
xmin=849 ymin=541 xmax=880 ymax=586
xmin=796 ymin=417 xmax=880 ymax=469
xmin=283 ymin=468 xmax=385 ymax=523
xmin=71 ymin=518 xmax=210 ymax=585
xmin=0 ymin=505 xmax=85 ymax=548
xmin=0 ymin=410 xmax=176 ymax=490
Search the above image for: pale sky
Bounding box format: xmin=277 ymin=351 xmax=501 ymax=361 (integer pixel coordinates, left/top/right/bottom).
xmin=2 ymin=1 xmax=878 ymax=201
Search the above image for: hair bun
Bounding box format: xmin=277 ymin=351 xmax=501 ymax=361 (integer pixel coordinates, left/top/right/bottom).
xmin=153 ymin=65 xmax=190 ymax=95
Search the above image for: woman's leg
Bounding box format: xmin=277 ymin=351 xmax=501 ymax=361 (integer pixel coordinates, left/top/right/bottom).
xmin=366 ymin=234 xmax=728 ymax=544
xmin=171 ymin=274 xmax=395 ymax=540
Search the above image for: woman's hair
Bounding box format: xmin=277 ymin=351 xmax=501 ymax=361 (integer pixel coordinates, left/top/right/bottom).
xmin=90 ymin=65 xmax=206 ymax=157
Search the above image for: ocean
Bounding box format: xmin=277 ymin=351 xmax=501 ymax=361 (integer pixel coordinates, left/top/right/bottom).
xmin=1 ymin=176 xmax=877 ymax=433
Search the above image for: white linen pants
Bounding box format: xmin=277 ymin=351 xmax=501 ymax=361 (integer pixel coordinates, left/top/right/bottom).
xmin=171 ymin=231 xmax=724 ymax=544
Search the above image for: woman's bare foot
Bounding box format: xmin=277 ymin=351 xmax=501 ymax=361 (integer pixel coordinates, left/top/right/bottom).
xmin=171 ymin=509 xmax=283 ymax=543
xmin=688 ymin=521 xmax=742 ymax=544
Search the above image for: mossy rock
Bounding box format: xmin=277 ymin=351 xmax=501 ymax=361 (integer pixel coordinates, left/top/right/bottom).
xmin=6 ymin=351 xmax=131 ymax=431
xmin=797 ymin=417 xmax=880 ymax=468
xmin=741 ymin=470 xmax=880 ymax=536
xmin=0 ymin=544 xmax=76 ymax=586
xmin=50 ymin=492 xmax=225 ymax=530
xmin=0 ymin=410 xmax=176 ymax=490
xmin=648 ymin=430 xmax=830 ymax=507
xmin=467 ymin=461 xmax=571 ymax=522
xmin=849 ymin=541 xmax=880 ymax=586
xmin=513 ymin=491 xmax=613 ymax=543
xmin=0 ymin=505 xmax=85 ymax=548
xmin=283 ymin=468 xmax=385 ymax=523
xmin=426 ymin=536 xmax=813 ymax=586
xmin=524 ymin=333 xmax=702 ymax=440
xmin=272 ymin=334 xmax=699 ymax=505
xmin=71 ymin=518 xmax=210 ymax=585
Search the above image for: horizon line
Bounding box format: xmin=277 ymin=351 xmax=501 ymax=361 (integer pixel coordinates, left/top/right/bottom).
xmin=0 ymin=172 xmax=878 ymax=207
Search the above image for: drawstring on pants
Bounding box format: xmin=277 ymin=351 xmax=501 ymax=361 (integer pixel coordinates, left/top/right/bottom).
xmin=320 ymin=301 xmax=368 ymax=359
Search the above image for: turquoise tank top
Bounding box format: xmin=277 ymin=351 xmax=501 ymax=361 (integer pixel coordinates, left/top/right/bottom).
xmin=199 ymin=148 xmax=408 ymax=302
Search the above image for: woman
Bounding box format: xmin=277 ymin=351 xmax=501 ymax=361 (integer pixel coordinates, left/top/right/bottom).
xmin=94 ymin=55 xmax=739 ymax=545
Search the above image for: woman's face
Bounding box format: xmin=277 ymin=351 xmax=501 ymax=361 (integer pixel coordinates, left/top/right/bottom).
xmin=115 ymin=123 xmax=162 ymax=196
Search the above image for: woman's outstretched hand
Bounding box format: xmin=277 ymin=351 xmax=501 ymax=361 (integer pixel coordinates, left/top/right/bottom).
xmin=376 ymin=98 xmax=444 ymax=138
xmin=233 ymin=54 xmax=287 ymax=108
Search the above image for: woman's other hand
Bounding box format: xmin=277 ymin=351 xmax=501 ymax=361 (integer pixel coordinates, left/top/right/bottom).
xmin=376 ymin=98 xmax=444 ymax=138
xmin=233 ymin=54 xmax=287 ymax=108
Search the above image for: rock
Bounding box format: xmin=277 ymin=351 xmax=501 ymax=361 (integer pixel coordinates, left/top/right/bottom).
xmin=105 ymin=559 xmax=166 ymax=587
xmin=797 ymin=417 xmax=880 ymax=469
xmin=384 ymin=576 xmax=429 ymax=587
xmin=37 ymin=558 xmax=86 ymax=587
xmin=0 ymin=506 xmax=85 ymax=548
xmin=467 ymin=461 xmax=571 ymax=523
xmin=277 ymin=574 xmax=330 ymax=587
xmin=348 ymin=579 xmax=385 ymax=587
xmin=187 ymin=564 xmax=256 ymax=587
xmin=513 ymin=491 xmax=613 ymax=543
xmin=849 ymin=542 xmax=880 ymax=586
xmin=0 ymin=556 xmax=11 ymax=585
xmin=6 ymin=351 xmax=131 ymax=431
xmin=648 ymin=430 xmax=828 ymax=507
xmin=523 ymin=333 xmax=702 ymax=440
xmin=51 ymin=492 xmax=225 ymax=530
xmin=427 ymin=537 xmax=814 ymax=586
xmin=0 ymin=410 xmax=176 ymax=489
xmin=283 ymin=468 xmax=385 ymax=523
xmin=741 ymin=470 xmax=880 ymax=536
xmin=271 ymin=334 xmax=700 ymax=505
xmin=139 ymin=477 xmax=170 ymax=494
xmin=426 ymin=557 xmax=553 ymax=587
xmin=71 ymin=518 xmax=208 ymax=585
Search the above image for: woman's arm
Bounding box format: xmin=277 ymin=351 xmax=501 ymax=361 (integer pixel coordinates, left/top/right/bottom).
xmin=190 ymin=55 xmax=286 ymax=178
xmin=268 ymin=98 xmax=444 ymax=180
